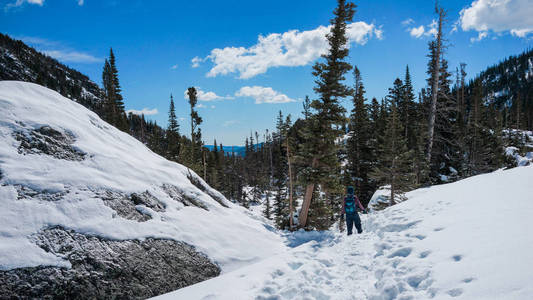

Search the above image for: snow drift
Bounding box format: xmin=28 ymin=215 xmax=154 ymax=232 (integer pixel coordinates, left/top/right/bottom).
xmin=155 ymin=165 xmax=533 ymax=299
xmin=0 ymin=81 xmax=286 ymax=296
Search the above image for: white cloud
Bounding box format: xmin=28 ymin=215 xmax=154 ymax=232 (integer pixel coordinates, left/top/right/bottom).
xmin=409 ymin=26 xmax=425 ymax=38
xmin=211 ymin=105 xmax=216 ymax=109
xmin=191 ymin=56 xmax=202 ymax=68
xmin=183 ymin=87 xmax=233 ymax=102
xmin=460 ymin=0 xmax=533 ymax=39
xmin=126 ymin=108 xmax=158 ymax=116
xmin=18 ymin=36 xmax=100 ymax=63
xmin=19 ymin=36 xmax=57 ymax=46
xmin=235 ymin=86 xmax=295 ymax=104
xmin=77 ymin=0 xmax=84 ymax=5
xmin=43 ymin=50 xmax=101 ymax=63
xmin=470 ymin=31 xmax=489 ymax=42
xmin=202 ymin=21 xmax=382 ymax=79
xmin=5 ymin=0 xmax=43 ymax=10
xmin=426 ymin=20 xmax=438 ymax=37
xmin=197 ymin=103 xmax=207 ymax=108
xmin=402 ymin=18 xmax=414 ymax=26
xmin=407 ymin=20 xmax=438 ymax=39
xmin=170 ymin=64 xmax=178 ymax=70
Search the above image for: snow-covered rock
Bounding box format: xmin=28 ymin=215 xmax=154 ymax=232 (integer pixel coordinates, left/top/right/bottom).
xmin=155 ymin=165 xmax=533 ymax=299
xmin=0 ymin=81 xmax=286 ymax=298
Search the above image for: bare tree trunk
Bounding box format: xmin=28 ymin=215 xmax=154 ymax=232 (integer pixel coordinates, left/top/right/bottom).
xmin=426 ymin=6 xmax=445 ymax=164
xmin=298 ymin=157 xmax=318 ymax=228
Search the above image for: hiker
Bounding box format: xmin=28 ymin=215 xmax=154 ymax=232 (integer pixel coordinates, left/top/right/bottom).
xmin=341 ymin=186 xmax=365 ymax=236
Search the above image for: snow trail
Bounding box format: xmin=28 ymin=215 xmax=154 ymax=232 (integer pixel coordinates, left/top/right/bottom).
xmin=155 ymin=165 xmax=533 ymax=300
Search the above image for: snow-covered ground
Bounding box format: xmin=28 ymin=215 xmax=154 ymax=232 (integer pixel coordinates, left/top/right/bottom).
xmin=155 ymin=165 xmax=533 ymax=299
xmin=0 ymin=81 xmax=286 ymax=272
xmin=3 ymin=81 xmax=533 ymax=299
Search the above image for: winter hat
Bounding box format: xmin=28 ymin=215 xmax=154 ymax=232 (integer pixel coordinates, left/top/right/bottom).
xmin=347 ymin=186 xmax=354 ymax=195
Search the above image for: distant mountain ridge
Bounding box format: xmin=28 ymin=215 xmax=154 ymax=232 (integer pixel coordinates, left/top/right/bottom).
xmin=0 ymin=33 xmax=103 ymax=112
xmin=475 ymin=48 xmax=533 ymax=108
xmin=203 ymin=144 xmax=263 ymax=157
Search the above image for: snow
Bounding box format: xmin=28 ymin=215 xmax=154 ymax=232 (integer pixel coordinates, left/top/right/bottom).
xmin=3 ymin=81 xmax=533 ymax=299
xmin=155 ymin=165 xmax=533 ymax=299
xmin=0 ymin=81 xmax=286 ymax=272
xmin=504 ymin=129 xmax=533 ymax=166
xmin=368 ymin=185 xmax=392 ymax=211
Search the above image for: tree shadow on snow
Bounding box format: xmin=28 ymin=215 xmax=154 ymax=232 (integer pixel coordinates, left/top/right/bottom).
xmin=284 ymin=230 xmax=337 ymax=248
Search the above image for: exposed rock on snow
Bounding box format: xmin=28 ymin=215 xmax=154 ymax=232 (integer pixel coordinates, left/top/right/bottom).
xmin=0 ymin=81 xmax=286 ymax=297
xmin=0 ymin=226 xmax=220 ymax=299
xmin=15 ymin=125 xmax=86 ymax=161
xmin=98 ymin=189 xmax=165 ymax=222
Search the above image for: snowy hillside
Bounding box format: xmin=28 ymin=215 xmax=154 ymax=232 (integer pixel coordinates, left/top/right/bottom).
xmin=155 ymin=165 xmax=533 ymax=300
xmin=0 ymin=81 xmax=286 ymax=298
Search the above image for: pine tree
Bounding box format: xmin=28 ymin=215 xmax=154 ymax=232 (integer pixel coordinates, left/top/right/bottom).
xmin=101 ymin=48 xmax=127 ymax=131
xmin=186 ymin=87 xmax=203 ymax=173
xmin=166 ymin=94 xmax=180 ymax=161
xmin=263 ymin=191 xmax=272 ymax=220
xmin=272 ymin=111 xmax=289 ymax=228
xmin=370 ymin=96 xmax=416 ymax=206
xmin=299 ymin=0 xmax=355 ymax=228
xmin=346 ymin=66 xmax=374 ymax=206
xmin=102 ymin=59 xmax=115 ymax=125
xmin=302 ymin=95 xmax=312 ymax=120
xmin=465 ymin=79 xmax=502 ymax=175
xmin=401 ymin=65 xmax=417 ymax=148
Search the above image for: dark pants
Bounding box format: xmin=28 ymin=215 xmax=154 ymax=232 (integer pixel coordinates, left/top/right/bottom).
xmin=346 ymin=213 xmax=362 ymax=235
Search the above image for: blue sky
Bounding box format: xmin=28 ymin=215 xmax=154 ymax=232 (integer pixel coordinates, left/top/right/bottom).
xmin=2 ymin=0 xmax=532 ymax=145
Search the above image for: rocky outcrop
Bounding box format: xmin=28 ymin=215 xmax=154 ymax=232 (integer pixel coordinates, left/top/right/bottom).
xmin=97 ymin=190 xmax=166 ymax=222
xmin=0 ymin=227 xmax=220 ymax=299
xmin=15 ymin=126 xmax=86 ymax=161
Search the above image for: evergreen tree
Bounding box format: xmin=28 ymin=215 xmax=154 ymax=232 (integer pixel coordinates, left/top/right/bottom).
xmin=302 ymin=95 xmax=312 ymax=120
xmin=263 ymin=191 xmax=272 ymax=220
xmin=370 ymin=96 xmax=416 ymax=206
xmin=272 ymin=111 xmax=289 ymax=228
xmin=186 ymin=87 xmax=203 ymax=173
xmin=465 ymin=79 xmax=503 ymax=175
xmin=346 ymin=66 xmax=374 ymax=206
xmin=166 ymin=94 xmax=180 ymax=161
xmin=298 ymin=0 xmax=355 ymax=228
xmin=101 ymin=48 xmax=127 ymax=131
xmin=401 ymin=65 xmax=417 ymax=149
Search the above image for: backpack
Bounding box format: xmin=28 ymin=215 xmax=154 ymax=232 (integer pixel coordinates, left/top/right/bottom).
xmin=345 ymin=194 xmax=356 ymax=214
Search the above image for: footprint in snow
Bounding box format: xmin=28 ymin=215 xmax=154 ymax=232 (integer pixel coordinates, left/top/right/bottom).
xmin=462 ymin=277 xmax=475 ymax=283
xmin=288 ymin=262 xmax=303 ymax=270
xmin=447 ymin=288 xmax=464 ymax=297
xmin=434 ymin=227 xmax=445 ymax=231
xmin=452 ymin=255 xmax=463 ymax=262
xmin=419 ymin=250 xmax=431 ymax=258
xmin=388 ymin=247 xmax=412 ymax=258
xmin=406 ymin=233 xmax=426 ymax=240
xmin=271 ymin=269 xmax=284 ymax=278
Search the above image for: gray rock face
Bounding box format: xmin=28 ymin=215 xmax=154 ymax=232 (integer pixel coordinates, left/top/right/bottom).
xmin=15 ymin=126 xmax=86 ymax=161
xmin=162 ymin=184 xmax=208 ymax=210
xmin=98 ymin=190 xmax=166 ymax=222
xmin=185 ymin=170 xmax=228 ymax=208
xmin=0 ymin=227 xmax=221 ymax=299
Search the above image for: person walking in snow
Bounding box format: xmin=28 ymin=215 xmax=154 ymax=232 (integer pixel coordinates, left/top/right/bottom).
xmin=342 ymin=186 xmax=365 ymax=235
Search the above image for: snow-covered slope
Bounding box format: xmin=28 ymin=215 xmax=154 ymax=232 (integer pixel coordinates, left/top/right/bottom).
xmin=155 ymin=165 xmax=533 ymax=300
xmin=0 ymin=81 xmax=286 ymax=272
